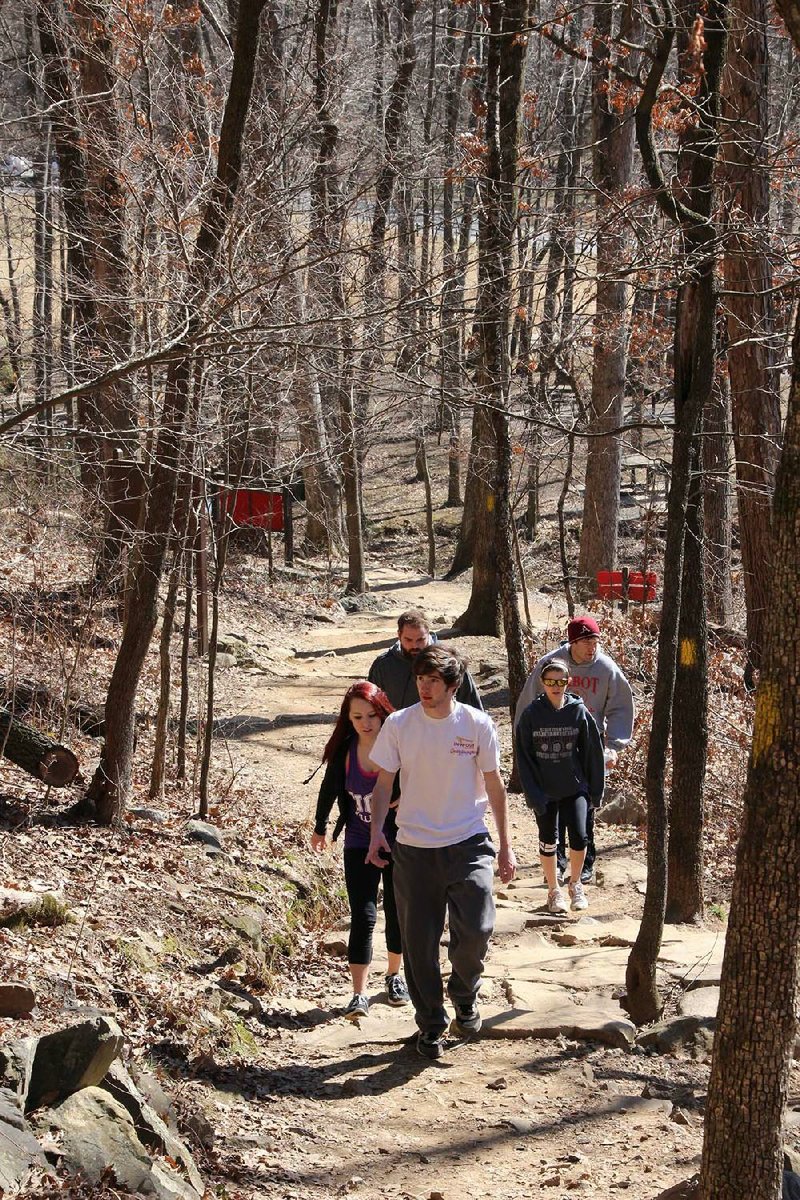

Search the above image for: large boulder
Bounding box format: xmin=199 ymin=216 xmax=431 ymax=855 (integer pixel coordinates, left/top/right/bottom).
xmin=25 ymin=1013 xmax=124 ymax=1110
xmin=33 ymin=1087 xmax=202 ymax=1200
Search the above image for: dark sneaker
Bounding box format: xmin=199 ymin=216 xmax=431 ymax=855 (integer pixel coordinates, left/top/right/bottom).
xmin=385 ymin=973 xmax=409 ymax=1007
xmin=450 ymin=1002 xmax=482 ymax=1037
xmin=417 ymin=1029 xmax=445 ymax=1059
xmin=557 ymin=863 xmax=570 ymax=886
xmin=580 ymin=866 xmax=593 ymax=885
xmin=344 ymin=993 xmax=369 ymax=1021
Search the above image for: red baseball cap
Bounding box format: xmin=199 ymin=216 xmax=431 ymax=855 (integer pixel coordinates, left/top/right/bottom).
xmin=567 ymin=616 xmax=600 ymax=643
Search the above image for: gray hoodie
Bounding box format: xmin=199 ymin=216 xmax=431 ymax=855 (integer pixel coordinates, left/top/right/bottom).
xmin=368 ymin=633 xmax=483 ymax=712
xmin=513 ymin=643 xmax=634 ymax=751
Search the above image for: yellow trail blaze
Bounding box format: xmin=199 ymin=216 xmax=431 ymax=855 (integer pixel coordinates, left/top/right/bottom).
xmin=752 ymin=681 xmax=780 ymax=765
xmin=679 ymin=637 xmax=697 ymax=667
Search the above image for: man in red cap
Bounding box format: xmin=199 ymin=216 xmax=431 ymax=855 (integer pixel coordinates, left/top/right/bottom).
xmin=514 ymin=615 xmax=634 ymax=883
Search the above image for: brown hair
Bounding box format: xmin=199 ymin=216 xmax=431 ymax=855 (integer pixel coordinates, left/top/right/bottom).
xmin=412 ymin=644 xmax=466 ymax=689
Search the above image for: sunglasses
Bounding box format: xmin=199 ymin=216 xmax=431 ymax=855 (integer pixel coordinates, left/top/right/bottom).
xmin=543 ymin=679 xmax=568 ymax=689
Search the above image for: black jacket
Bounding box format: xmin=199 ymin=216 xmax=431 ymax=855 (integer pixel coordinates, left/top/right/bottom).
xmin=515 ymin=693 xmax=605 ymax=815
xmin=314 ymin=734 xmax=400 ymax=842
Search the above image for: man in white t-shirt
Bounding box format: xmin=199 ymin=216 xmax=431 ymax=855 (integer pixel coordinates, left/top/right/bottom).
xmin=366 ymin=645 xmax=516 ymax=1060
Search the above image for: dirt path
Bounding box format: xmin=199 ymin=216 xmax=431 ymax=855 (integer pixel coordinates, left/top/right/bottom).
xmin=205 ymin=568 xmax=713 ymax=1200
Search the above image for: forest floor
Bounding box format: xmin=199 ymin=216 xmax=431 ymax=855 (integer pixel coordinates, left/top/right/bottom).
xmin=0 ymin=439 xmax=788 ymax=1199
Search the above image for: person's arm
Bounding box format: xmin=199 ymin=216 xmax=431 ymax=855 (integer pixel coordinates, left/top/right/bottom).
xmin=483 ymin=769 xmax=516 ymax=883
xmin=603 ymin=667 xmax=635 ymax=751
xmin=312 ymin=756 xmax=340 ymax=846
xmin=580 ymin=709 xmax=606 ymax=805
xmin=365 ymin=769 xmax=396 ymax=867
xmin=514 ymin=710 xmax=548 ymax=812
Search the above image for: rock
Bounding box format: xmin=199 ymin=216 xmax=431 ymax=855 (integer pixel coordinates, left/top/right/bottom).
xmin=127 ymin=807 xmax=169 ymax=824
xmin=785 ymin=1146 xmax=800 ymax=1175
xmin=34 ymin=1087 xmax=202 ymax=1200
xmin=223 ymin=907 xmax=265 ymax=949
xmin=25 ymin=1013 xmax=124 ymax=1110
xmin=0 ymin=887 xmax=68 ymax=927
xmin=0 ymin=1037 xmax=36 ymax=1097
xmin=635 ymin=1016 xmax=715 ymax=1058
xmin=214 ymin=652 xmax=238 ymax=669
xmin=652 ymin=1177 xmax=700 ymax=1199
xmin=320 ymin=933 xmax=348 ymax=957
xmin=0 ymin=982 xmax=35 ymax=1017
xmin=481 ymin=1003 xmax=635 ymax=1049
xmin=186 ymin=820 xmax=223 ymax=849
xmin=101 ymin=1061 xmax=205 ymax=1194
xmin=670 ymin=1106 xmax=692 ymax=1125
xmin=0 ymin=1091 xmax=49 ymax=1192
xmin=677 ymin=985 xmax=719 ymax=1022
xmin=596 ymin=794 xmax=647 ymax=826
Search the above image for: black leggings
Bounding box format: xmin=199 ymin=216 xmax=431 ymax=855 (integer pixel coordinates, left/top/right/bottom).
xmin=535 ymin=794 xmax=589 ymax=856
xmin=343 ymin=848 xmax=402 ymax=965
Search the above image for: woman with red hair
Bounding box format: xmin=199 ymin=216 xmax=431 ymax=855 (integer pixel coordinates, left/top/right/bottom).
xmin=312 ymin=681 xmax=408 ymax=1019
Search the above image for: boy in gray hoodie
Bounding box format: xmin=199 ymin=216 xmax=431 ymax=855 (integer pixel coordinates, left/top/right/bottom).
xmin=515 ymin=658 xmax=605 ymax=914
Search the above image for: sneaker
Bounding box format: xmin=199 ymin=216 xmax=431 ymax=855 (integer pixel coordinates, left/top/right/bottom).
xmin=547 ymin=888 xmax=569 ymax=915
xmin=557 ymin=863 xmax=570 ymax=886
xmin=344 ymin=993 xmax=369 ymax=1021
xmin=569 ymin=881 xmax=589 ymax=911
xmin=417 ymin=1029 xmax=445 ymax=1059
xmin=385 ymin=973 xmax=409 ymax=1007
xmin=450 ymin=1002 xmax=482 ymax=1037
xmin=580 ymin=866 xmax=593 ymax=885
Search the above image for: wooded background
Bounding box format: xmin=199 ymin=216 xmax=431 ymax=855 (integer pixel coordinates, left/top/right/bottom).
xmin=0 ymin=2 xmax=798 ymax=1195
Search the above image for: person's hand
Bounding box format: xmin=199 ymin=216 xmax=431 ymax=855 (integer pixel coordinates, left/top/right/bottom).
xmin=498 ymin=845 xmax=517 ymax=884
xmin=604 ymin=748 xmax=618 ymax=770
xmin=366 ymin=832 xmax=391 ymax=869
xmin=311 ymin=832 xmax=327 ymax=854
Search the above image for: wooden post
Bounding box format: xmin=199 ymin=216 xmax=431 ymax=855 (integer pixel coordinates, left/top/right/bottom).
xmin=282 ymin=485 xmax=294 ymax=566
xmin=621 ymin=566 xmax=630 ymax=614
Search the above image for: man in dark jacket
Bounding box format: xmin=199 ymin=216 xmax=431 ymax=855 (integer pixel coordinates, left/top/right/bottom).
xmin=369 ymin=609 xmax=483 ymax=711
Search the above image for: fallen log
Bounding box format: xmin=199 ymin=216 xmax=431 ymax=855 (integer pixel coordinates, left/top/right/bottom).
xmin=0 ymin=708 xmax=80 ymax=787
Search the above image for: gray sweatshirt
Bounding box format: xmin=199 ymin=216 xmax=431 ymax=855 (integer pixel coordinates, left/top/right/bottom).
xmin=513 ymin=643 xmax=634 ymax=750
xmin=368 ymin=633 xmax=483 ymax=712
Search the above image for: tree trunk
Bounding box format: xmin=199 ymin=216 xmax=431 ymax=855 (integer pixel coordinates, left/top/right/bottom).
xmin=699 ymin=265 xmax=800 ymax=1200
xmin=720 ymin=0 xmax=782 ymax=677
xmin=149 ymin=552 xmax=182 ymax=802
xmin=0 ymin=709 xmax=79 ymax=788
xmin=576 ymin=0 xmax=639 ymax=598
xmin=703 ymin=348 xmax=735 ymax=625
xmin=625 ymin=0 xmax=726 ymax=1023
xmin=85 ymin=0 xmax=268 ymax=824
xmin=457 ymin=0 xmax=529 ymax=698
xmin=666 ymin=459 xmax=707 ymax=924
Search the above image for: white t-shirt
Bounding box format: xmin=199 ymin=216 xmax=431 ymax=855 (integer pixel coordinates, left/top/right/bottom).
xmin=370 ymin=701 xmax=500 ymax=848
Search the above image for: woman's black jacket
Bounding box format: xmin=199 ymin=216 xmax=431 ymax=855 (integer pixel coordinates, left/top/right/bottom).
xmin=314 ymin=734 xmax=400 ymax=843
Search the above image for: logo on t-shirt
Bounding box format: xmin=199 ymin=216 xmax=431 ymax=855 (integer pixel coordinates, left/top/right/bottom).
xmin=450 ymin=736 xmax=477 ymax=757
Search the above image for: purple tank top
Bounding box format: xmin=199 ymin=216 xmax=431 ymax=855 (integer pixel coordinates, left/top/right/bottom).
xmin=343 ymin=750 xmax=392 ymax=850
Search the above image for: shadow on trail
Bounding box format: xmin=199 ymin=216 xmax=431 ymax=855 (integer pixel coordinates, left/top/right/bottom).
xmin=191 ymin=1037 xmax=430 ymax=1101
xmin=212 ymin=1042 xmax=674 ymax=1197
xmin=293 ymin=637 xmax=392 ymax=660
xmin=187 ymin=713 xmax=337 ymax=738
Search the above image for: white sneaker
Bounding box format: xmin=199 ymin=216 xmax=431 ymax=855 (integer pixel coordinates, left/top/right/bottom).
xmin=547 ymin=888 xmax=568 ymax=915
xmin=569 ymin=881 xmax=589 ymax=911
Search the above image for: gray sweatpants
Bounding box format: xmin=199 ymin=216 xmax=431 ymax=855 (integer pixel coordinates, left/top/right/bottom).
xmin=392 ymin=833 xmax=496 ymax=1035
